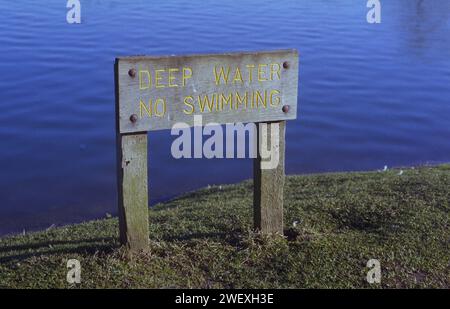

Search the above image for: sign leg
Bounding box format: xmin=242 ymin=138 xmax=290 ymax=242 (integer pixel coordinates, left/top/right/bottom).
xmin=116 ymin=133 xmax=149 ymax=251
xmin=253 ymin=121 xmax=286 ymax=234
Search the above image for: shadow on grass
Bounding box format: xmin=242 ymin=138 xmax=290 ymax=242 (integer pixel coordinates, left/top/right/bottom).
xmin=0 ymin=237 xmax=117 ymax=263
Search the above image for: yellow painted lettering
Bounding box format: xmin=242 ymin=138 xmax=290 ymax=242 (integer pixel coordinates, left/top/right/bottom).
xmin=154 ymin=98 xmax=166 ymax=117
xmin=139 ymin=98 xmax=152 ymax=118
xmin=198 ymin=94 xmax=216 ymax=112
xmin=258 ymin=64 xmax=267 ymax=82
xmin=213 ymin=66 xmax=230 ymax=85
xmin=220 ymin=93 xmax=232 ymax=110
xmin=255 ymin=90 xmax=267 ymax=108
xmin=182 ymin=67 xmax=192 ymax=86
xmin=233 ymin=67 xmax=243 ymax=84
xmin=155 ymin=69 xmax=165 ymax=88
xmin=270 ymin=63 xmax=281 ymax=80
xmin=183 ymin=96 xmax=195 ymax=114
xmin=235 ymin=91 xmax=248 ymax=109
xmin=139 ymin=70 xmax=151 ymax=90
xmin=246 ymin=64 xmax=255 ymax=82
xmin=168 ymin=68 xmax=179 ymax=87
xmin=270 ymin=89 xmax=281 ymax=106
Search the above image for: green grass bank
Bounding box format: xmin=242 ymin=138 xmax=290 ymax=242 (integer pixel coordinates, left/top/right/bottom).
xmin=0 ymin=165 xmax=449 ymax=288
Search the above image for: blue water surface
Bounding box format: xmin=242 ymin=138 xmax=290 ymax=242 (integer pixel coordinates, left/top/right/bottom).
xmin=0 ymin=0 xmax=449 ymax=234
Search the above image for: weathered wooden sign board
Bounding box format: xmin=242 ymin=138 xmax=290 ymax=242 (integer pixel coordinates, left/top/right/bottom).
xmin=115 ymin=50 xmax=299 ymax=251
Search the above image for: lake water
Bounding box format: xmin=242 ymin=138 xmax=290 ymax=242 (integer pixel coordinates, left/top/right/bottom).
xmin=0 ymin=0 xmax=449 ymax=235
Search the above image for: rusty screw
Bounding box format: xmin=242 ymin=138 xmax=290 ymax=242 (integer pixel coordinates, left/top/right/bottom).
xmin=130 ymin=114 xmax=138 ymax=123
xmin=282 ymin=105 xmax=290 ymax=113
xmin=283 ymin=61 xmax=289 ymax=69
xmin=128 ymin=68 xmax=136 ymax=78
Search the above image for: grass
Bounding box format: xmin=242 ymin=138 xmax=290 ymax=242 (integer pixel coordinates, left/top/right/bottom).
xmin=0 ymin=165 xmax=449 ymax=288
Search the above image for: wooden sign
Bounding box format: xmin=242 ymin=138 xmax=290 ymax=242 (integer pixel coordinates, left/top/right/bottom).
xmin=114 ymin=50 xmax=299 ymax=251
xmin=116 ymin=50 xmax=298 ymax=133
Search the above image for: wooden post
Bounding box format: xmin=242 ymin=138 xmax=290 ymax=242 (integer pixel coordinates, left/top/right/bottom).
xmin=115 ymin=60 xmax=149 ymax=251
xmin=253 ymin=121 xmax=286 ymax=234
xmin=116 ymin=133 xmax=150 ymax=251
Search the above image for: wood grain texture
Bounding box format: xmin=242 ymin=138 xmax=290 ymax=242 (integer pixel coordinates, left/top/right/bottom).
xmin=116 ymin=50 xmax=299 ymax=133
xmin=116 ymin=133 xmax=150 ymax=251
xmin=253 ymin=121 xmax=286 ymax=234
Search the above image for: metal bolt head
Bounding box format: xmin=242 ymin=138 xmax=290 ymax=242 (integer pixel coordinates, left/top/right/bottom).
xmin=128 ymin=68 xmax=136 ymax=77
xmin=282 ymin=105 xmax=290 ymax=113
xmin=283 ymin=61 xmax=289 ymax=69
xmin=130 ymin=114 xmax=138 ymax=123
